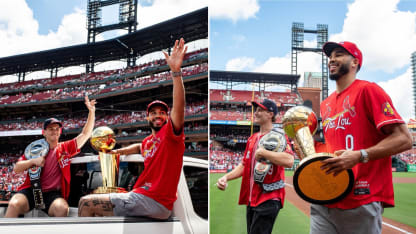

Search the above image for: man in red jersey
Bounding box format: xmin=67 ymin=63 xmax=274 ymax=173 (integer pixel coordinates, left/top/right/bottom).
xmin=78 ymin=38 xmax=187 ymax=219
xmin=5 ymin=96 xmax=96 ymax=217
xmin=216 ymin=99 xmax=294 ymax=234
xmin=311 ymin=41 xmax=412 ymax=234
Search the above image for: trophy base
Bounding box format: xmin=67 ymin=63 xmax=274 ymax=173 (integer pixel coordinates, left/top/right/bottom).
xmin=93 ymin=187 xmax=127 ymax=194
xmin=293 ymin=153 xmax=354 ymax=204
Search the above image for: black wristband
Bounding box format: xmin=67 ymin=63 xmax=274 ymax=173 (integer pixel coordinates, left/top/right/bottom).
xmin=171 ymin=71 xmax=182 ymax=77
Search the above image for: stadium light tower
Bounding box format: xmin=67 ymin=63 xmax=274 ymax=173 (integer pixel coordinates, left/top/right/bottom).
xmin=291 ymin=23 xmax=329 ymax=100
xmin=86 ymin=0 xmax=138 ymax=73
xmin=412 ymin=51 xmax=416 ymax=119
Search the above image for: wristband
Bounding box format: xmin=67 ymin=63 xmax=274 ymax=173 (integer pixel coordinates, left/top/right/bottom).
xmin=171 ymin=71 xmax=182 ymax=77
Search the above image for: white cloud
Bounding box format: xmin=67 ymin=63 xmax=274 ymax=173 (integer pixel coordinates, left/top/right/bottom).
xmin=378 ymin=68 xmax=413 ymax=122
xmin=330 ymin=0 xmax=416 ymax=73
xmin=209 ymin=0 xmax=259 ymax=22
xmin=137 ymin=0 xmax=207 ymax=29
xmin=225 ymin=57 xmax=255 ymax=71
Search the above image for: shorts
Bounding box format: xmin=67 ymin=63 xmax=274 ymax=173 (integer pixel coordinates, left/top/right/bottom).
xmin=109 ymin=192 xmax=171 ymax=219
xmin=310 ymin=202 xmax=383 ymax=234
xmin=18 ymin=187 xmax=62 ymax=214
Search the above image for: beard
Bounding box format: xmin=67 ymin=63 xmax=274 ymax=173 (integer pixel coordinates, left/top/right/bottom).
xmin=148 ymin=119 xmax=166 ymax=132
xmin=329 ymin=62 xmax=350 ymax=81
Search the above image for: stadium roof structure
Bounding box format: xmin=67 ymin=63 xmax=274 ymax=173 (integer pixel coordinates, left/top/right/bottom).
xmin=210 ymin=70 xmax=300 ymax=89
xmin=0 ymin=7 xmax=207 ymax=77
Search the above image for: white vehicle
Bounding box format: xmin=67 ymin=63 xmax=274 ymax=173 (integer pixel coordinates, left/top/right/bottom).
xmin=0 ymin=155 xmax=208 ymax=234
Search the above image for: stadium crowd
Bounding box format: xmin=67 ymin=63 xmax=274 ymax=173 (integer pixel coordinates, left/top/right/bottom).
xmin=0 ymin=62 xmax=208 ymax=105
xmin=0 ymin=101 xmax=207 ymax=131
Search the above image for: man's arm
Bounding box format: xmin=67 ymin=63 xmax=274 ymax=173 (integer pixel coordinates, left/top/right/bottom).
xmin=216 ymin=163 xmax=244 ymax=190
xmin=162 ymin=38 xmax=187 ymax=133
xmin=13 ymin=157 xmax=45 ymax=173
xmin=111 ymin=143 xmax=141 ymax=155
xmin=255 ymin=148 xmax=294 ymax=168
xmin=321 ymin=123 xmax=412 ymax=176
xmin=75 ymin=96 xmax=96 ymax=149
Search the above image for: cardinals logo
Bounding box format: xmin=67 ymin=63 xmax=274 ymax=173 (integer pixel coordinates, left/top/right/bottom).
xmin=382 ymin=102 xmax=395 ymax=116
xmin=142 ymin=136 xmax=161 ymax=160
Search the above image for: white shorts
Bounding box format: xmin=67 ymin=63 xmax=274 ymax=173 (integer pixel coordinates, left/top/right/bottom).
xmin=109 ymin=192 xmax=171 ymax=219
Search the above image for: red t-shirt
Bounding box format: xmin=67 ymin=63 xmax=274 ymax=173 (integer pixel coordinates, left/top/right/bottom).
xmin=41 ymin=147 xmax=62 ymax=192
xmin=238 ymin=132 xmax=293 ymax=207
xmin=132 ymin=118 xmax=185 ymax=210
xmin=18 ymin=139 xmax=80 ymax=200
xmin=321 ymin=79 xmax=404 ymax=209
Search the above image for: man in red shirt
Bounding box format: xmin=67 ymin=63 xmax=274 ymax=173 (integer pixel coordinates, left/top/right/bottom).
xmin=216 ymin=99 xmax=294 ymax=234
xmin=313 ymin=41 xmax=412 ymax=234
xmin=5 ymin=96 xmax=96 ymax=217
xmin=78 ymin=38 xmax=187 ymax=219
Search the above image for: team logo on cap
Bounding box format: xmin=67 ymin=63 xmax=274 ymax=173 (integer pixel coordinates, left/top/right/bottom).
xmin=382 ymin=102 xmax=395 ymax=116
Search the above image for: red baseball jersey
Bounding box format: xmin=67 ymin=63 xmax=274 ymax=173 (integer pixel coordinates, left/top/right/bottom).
xmin=321 ymin=79 xmax=404 ymax=209
xmin=238 ymin=132 xmax=293 ymax=207
xmin=18 ymin=139 xmax=80 ymax=200
xmin=133 ymin=118 xmax=185 ymax=210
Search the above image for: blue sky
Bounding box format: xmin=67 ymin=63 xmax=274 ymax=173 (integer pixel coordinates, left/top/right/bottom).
xmin=210 ymin=0 xmax=416 ymax=121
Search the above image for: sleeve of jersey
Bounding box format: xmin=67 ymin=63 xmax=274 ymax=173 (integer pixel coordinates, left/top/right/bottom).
xmin=61 ymin=139 xmax=81 ymax=157
xmin=165 ymin=117 xmax=185 ymax=142
xmin=18 ymin=154 xmax=26 ymax=161
xmin=363 ymin=83 xmax=405 ymax=130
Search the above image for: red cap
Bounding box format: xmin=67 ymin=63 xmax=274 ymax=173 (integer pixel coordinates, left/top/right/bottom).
xmin=147 ymin=100 xmax=169 ymax=114
xmin=323 ymin=41 xmax=362 ymax=68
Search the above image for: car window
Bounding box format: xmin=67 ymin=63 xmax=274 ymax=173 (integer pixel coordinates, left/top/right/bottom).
xmin=183 ymin=166 xmax=208 ymax=219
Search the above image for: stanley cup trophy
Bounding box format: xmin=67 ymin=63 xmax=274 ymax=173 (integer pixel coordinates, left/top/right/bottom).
xmin=90 ymin=126 xmax=126 ymax=193
xmin=282 ymin=106 xmax=354 ymax=204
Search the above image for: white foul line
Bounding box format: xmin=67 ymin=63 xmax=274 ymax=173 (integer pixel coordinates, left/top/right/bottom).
xmin=382 ymin=222 xmax=413 ymax=234
xmin=285 ymin=183 xmax=413 ymax=234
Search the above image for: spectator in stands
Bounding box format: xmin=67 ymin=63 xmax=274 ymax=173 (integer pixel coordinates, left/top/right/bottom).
xmin=216 ymin=99 xmax=294 ymax=234
xmin=78 ymin=38 xmax=187 ymax=219
xmin=314 ymin=41 xmax=412 ymax=234
xmin=5 ymin=95 xmax=96 ymax=218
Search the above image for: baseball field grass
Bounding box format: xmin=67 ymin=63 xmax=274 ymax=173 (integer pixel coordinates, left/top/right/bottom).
xmin=383 ymin=172 xmax=416 ymax=228
xmin=210 ymin=173 xmax=309 ymax=234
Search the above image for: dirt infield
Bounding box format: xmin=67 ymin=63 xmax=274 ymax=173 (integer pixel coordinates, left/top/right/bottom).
xmin=285 ymin=176 xmax=416 ymax=234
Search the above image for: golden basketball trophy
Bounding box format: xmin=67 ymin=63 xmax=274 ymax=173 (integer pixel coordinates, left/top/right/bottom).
xmin=282 ymin=106 xmax=354 ymax=204
xmin=90 ymin=126 xmax=126 ymax=193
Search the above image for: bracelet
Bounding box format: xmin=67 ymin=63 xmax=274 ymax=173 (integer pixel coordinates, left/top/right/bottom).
xmin=171 ymin=71 xmax=182 ymax=77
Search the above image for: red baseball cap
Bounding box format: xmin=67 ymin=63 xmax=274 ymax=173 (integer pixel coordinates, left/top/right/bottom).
xmin=147 ymin=100 xmax=169 ymax=114
xmin=323 ymin=41 xmax=362 ymax=68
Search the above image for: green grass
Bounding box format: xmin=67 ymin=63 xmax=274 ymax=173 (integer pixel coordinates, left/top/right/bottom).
xmin=383 ymin=183 xmax=416 ymax=228
xmin=210 ymin=173 xmax=309 ymax=234
xmin=392 ymin=172 xmax=416 ymax=178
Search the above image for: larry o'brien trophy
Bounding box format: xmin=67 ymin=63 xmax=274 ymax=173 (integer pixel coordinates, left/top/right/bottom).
xmin=282 ymin=106 xmax=354 ymax=204
xmin=90 ymin=126 xmax=126 ymax=193
xmin=254 ymin=128 xmax=287 ymax=185
xmin=24 ymin=139 xmax=49 ymax=209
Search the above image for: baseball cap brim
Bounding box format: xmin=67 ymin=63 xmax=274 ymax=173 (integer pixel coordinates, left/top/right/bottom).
xmin=147 ymin=100 xmax=169 ymax=113
xmin=323 ymin=42 xmax=343 ymax=57
xmin=252 ymin=101 xmax=268 ymax=111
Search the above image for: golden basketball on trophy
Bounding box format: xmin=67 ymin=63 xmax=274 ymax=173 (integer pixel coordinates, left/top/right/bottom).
xmin=282 ymin=106 xmax=354 ymax=204
xmin=90 ymin=126 xmax=126 ymax=193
